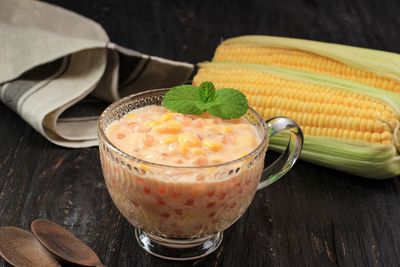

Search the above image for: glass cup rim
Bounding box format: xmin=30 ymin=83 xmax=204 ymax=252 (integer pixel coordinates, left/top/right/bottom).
xmin=97 ymin=88 xmax=269 ymax=170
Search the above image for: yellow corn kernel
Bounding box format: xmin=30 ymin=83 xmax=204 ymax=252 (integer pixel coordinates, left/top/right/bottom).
xmin=221 ymin=126 xmax=233 ymax=133
xmin=210 ymin=159 xmax=223 ymax=164
xmin=160 ymin=135 xmax=178 ymax=144
xmin=155 ymin=121 xmax=183 ymax=134
xmin=202 ymin=139 xmax=223 ymax=152
xmin=146 ymin=121 xmax=159 ymax=127
xmin=371 ymin=133 xmax=381 ymax=143
xmin=160 ymin=112 xmax=174 ymax=122
xmin=238 ymin=150 xmax=251 ymax=158
xmin=178 ymin=132 xmax=201 ymax=146
xmin=138 ymin=164 xmax=150 ymax=171
xmin=179 ymin=144 xmax=189 ymax=155
xmin=125 ymin=113 xmax=137 ymax=120
xmin=191 ymin=147 xmax=206 ymax=155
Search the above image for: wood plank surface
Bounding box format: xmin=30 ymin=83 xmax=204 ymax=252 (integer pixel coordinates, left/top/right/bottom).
xmin=1 ymin=0 xmax=400 ymax=266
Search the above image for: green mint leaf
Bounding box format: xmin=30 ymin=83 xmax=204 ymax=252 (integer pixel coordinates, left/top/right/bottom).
xmin=199 ymin=81 xmax=216 ymax=103
xmin=162 ymin=82 xmax=249 ymax=119
xmin=207 ymin=88 xmax=248 ymax=119
xmin=162 ymin=85 xmax=203 ymax=114
xmin=195 ymin=101 xmax=219 ymax=112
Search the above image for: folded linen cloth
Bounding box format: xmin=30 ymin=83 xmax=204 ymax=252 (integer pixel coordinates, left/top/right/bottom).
xmin=0 ymin=0 xmax=193 ymax=147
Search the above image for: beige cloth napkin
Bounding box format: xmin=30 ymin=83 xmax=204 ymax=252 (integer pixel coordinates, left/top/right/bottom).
xmin=0 ymin=0 xmax=193 ymax=147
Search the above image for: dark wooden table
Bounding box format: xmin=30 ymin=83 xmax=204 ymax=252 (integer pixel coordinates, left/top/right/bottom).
xmin=2 ymin=0 xmax=400 ymax=266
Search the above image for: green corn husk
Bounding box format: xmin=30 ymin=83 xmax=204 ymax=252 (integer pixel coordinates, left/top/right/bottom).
xmin=194 ymin=62 xmax=400 ymax=179
xmin=270 ymin=133 xmax=400 ymax=179
xmin=216 ymin=35 xmax=400 ymax=83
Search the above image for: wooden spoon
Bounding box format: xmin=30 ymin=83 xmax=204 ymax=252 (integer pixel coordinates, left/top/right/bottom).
xmin=31 ymin=219 xmax=105 ymax=267
xmin=0 ymin=226 xmax=60 ymax=267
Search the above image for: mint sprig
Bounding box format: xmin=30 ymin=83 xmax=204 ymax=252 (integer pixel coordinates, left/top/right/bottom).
xmin=162 ymin=81 xmax=248 ymax=119
xmin=207 ymin=89 xmax=249 ymax=119
xmin=199 ymin=81 xmax=216 ymax=103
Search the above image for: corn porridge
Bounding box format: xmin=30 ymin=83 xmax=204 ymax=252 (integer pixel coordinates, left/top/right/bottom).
xmin=101 ymin=105 xmax=264 ymax=237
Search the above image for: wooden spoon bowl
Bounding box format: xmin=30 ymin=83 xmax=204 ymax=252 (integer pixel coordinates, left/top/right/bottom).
xmin=0 ymin=226 xmax=60 ymax=267
xmin=31 ymin=219 xmax=105 ymax=267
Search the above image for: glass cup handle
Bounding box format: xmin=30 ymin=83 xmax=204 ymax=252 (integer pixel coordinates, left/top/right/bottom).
xmin=257 ymin=116 xmax=304 ymax=190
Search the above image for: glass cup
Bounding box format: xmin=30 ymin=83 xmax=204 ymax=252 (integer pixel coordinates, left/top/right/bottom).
xmin=98 ymin=88 xmax=303 ymax=261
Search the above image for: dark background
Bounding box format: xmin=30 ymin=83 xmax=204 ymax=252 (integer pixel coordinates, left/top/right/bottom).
xmin=1 ymin=0 xmax=400 ymax=266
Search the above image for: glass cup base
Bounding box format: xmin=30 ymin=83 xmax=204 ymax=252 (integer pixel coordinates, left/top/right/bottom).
xmin=135 ymin=228 xmax=223 ymax=261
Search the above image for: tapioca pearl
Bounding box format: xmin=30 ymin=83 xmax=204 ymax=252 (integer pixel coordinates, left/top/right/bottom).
xmin=192 ymin=119 xmax=204 ymax=128
xmin=207 ymin=202 xmax=216 ymax=208
xmin=160 ymin=213 xmax=170 ymax=219
xmin=155 ymin=181 xmax=168 ymax=196
xmin=196 ymin=175 xmax=205 ymax=182
xmin=136 ymin=125 xmax=151 ymax=133
xmin=156 ymin=197 xmax=166 ymax=206
xmin=174 ymin=158 xmax=184 ymax=164
xmin=143 ymin=135 xmax=155 ymax=147
xmin=174 ymin=209 xmax=183 ymax=215
xmin=208 ymin=212 xmax=216 ymax=218
xmin=116 ymin=133 xmax=126 ymax=139
xmin=172 ymin=192 xmax=182 ymax=198
xmin=207 ymin=190 xmax=215 ymax=198
xmin=185 ymin=199 xmax=194 ymax=206
xmin=136 ymin=177 xmax=144 ymax=184
xmin=193 ymin=157 xmax=208 ymax=166
xmin=143 ymin=187 xmax=151 ymax=194
xmin=127 ymin=121 xmax=137 ymax=128
xmin=182 ymin=117 xmax=192 ymax=126
xmin=213 ymin=118 xmax=223 ymax=124
xmin=218 ymin=193 xmax=226 ymax=200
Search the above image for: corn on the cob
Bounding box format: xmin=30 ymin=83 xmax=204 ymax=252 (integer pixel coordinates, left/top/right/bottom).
xmin=193 ymin=62 xmax=400 ymax=178
xmin=213 ymin=35 xmax=400 ymax=94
